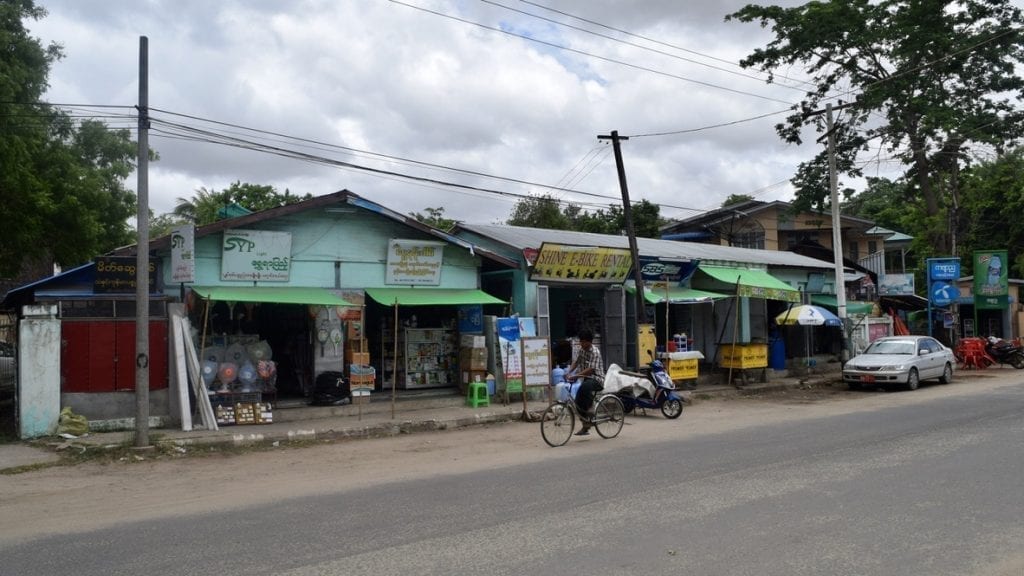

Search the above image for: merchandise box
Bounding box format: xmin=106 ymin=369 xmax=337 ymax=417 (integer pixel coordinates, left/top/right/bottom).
xmin=352 ymin=389 xmax=370 ymax=405
xmin=234 ymin=402 xmax=258 ymax=425
xmin=461 ymin=369 xmax=487 ymax=385
xmin=719 ymin=343 xmax=768 ymax=369
xmin=347 ymin=321 xmax=363 ymax=340
xmin=346 ymin=350 xmax=370 ymax=365
xmin=460 ymin=334 xmax=485 ymax=348
xmin=458 ymin=347 xmax=488 ymax=370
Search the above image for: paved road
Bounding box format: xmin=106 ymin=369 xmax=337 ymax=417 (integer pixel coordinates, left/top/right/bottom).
xmin=3 ymin=373 xmax=1024 ymax=575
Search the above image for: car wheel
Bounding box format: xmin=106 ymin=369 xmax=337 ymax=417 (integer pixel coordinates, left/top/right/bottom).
xmin=906 ymin=368 xmax=919 ymax=391
xmin=939 ymin=363 xmax=953 ymax=384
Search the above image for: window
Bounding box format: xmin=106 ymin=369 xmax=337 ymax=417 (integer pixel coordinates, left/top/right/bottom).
xmin=868 ymin=240 xmax=878 ymax=254
xmin=732 ymin=231 xmax=765 ymax=249
xmin=848 ymin=241 xmax=859 ymax=261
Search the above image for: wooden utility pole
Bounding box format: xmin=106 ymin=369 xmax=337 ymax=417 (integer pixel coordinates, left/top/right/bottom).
xmin=598 ymin=130 xmax=647 ymax=324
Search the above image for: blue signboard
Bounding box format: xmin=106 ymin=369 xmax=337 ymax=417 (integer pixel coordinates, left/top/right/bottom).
xmin=457 ymin=305 xmax=483 ymax=333
xmin=927 ymin=258 xmax=960 ymax=309
xmin=637 ymin=257 xmax=699 ymax=283
xmin=496 ymin=317 xmax=521 ymax=342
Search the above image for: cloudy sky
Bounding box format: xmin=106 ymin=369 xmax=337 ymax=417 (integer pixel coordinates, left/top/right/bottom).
xmin=29 ymin=0 xmax=890 ymax=225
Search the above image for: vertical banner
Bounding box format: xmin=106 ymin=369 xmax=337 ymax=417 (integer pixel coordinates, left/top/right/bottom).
xmin=170 ymin=224 xmax=195 ymax=283
xmin=927 ymin=258 xmax=960 ymax=307
xmin=496 ymin=317 xmax=522 ymax=394
xmin=973 ymin=250 xmax=1008 ymax=309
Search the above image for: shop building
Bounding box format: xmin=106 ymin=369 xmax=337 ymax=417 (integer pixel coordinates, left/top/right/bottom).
xmin=2 ymin=190 xmax=515 ymax=436
xmin=452 ymin=223 xmax=835 ymax=373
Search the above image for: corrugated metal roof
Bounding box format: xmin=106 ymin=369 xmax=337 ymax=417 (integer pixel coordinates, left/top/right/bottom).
xmin=456 ymin=223 xmax=833 ymax=269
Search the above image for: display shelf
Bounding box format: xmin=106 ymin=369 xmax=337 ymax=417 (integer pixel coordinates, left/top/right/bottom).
xmin=403 ymin=328 xmax=455 ymax=388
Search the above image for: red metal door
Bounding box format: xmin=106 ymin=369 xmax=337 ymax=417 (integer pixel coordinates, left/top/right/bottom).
xmin=61 ymin=320 xmax=168 ymax=393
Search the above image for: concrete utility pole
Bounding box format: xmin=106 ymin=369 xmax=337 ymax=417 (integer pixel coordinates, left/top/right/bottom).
xmin=825 ymin=104 xmax=850 ymax=362
xmin=598 ymin=130 xmax=647 ymax=324
xmin=135 ymin=36 xmax=151 ymax=448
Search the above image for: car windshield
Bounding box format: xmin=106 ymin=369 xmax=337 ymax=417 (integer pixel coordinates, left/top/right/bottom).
xmin=865 ymin=340 xmax=916 ymax=355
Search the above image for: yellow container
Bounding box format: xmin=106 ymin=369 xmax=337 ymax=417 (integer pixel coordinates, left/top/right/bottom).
xmin=667 ymin=358 xmax=699 ymax=380
xmin=720 ymin=343 xmax=768 ymax=369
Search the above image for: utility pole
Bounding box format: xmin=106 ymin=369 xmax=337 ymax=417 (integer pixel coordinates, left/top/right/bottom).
xmin=134 ymin=36 xmax=151 ymax=448
xmin=825 ymin=104 xmax=850 ymax=362
xmin=598 ymin=130 xmax=648 ymax=325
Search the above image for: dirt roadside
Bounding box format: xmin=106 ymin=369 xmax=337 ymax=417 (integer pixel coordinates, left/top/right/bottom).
xmin=0 ymin=371 xmax=1016 ymax=544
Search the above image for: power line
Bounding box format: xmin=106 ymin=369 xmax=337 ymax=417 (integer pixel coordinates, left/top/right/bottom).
xmin=387 ymin=0 xmax=796 ymax=105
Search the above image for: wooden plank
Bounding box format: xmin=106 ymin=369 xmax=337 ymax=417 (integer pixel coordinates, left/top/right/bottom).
xmin=180 ymin=317 xmax=218 ymax=431
xmin=169 ymin=313 xmax=193 ymax=431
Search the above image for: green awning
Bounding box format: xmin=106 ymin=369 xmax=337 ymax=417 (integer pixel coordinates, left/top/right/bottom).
xmin=191 ymin=286 xmax=354 ymax=306
xmin=365 ymin=287 xmax=506 ymax=306
xmin=811 ymin=294 xmax=875 ymax=315
xmin=697 ymin=266 xmax=801 ymax=303
xmin=625 ymin=285 xmax=729 ymax=304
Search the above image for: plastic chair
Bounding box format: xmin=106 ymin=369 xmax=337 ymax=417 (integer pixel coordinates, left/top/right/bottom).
xmin=466 ymin=381 xmax=490 ymax=408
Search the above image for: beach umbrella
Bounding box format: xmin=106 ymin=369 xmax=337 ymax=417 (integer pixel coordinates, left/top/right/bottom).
xmin=775 ymin=304 xmax=842 ymax=367
xmin=775 ymin=304 xmax=842 ymax=327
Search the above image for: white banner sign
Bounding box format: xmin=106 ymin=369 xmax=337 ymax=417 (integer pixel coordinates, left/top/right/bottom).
xmin=170 ymin=224 xmax=195 ymax=283
xmin=385 ymin=239 xmax=444 ymax=285
xmin=221 ymin=229 xmax=292 ymax=282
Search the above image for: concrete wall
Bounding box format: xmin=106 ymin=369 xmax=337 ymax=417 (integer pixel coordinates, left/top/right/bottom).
xmin=18 ymin=305 xmax=61 ymax=439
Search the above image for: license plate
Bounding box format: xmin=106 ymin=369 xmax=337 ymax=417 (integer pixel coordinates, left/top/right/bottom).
xmin=861 ymin=375 xmax=875 ymax=383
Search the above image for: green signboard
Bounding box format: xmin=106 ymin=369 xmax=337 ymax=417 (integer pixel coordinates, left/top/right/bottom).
xmin=973 ymin=250 xmax=1008 ymax=310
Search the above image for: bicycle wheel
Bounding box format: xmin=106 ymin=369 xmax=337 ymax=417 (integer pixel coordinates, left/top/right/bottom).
xmin=593 ymin=395 xmax=625 ymax=439
xmin=540 ymin=402 xmax=575 ymax=447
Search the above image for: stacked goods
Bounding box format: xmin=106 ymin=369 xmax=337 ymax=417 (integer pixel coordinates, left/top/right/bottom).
xmin=458 ymin=335 xmax=488 ymax=394
xmin=346 ymin=337 xmax=375 ymax=394
xmin=234 ymin=402 xmax=257 ymax=425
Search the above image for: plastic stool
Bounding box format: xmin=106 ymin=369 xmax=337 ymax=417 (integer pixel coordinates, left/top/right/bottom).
xmin=467 ymin=381 xmax=490 ymax=408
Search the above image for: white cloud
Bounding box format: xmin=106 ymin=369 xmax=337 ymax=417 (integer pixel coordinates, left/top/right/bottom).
xmin=30 ymin=0 xmax=902 ymax=228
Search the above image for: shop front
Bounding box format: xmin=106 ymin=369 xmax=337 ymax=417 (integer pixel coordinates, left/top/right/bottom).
xmin=692 ymin=265 xmax=801 ymax=378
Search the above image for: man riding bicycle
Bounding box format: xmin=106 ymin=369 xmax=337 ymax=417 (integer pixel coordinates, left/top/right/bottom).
xmin=567 ymin=329 xmax=604 ymax=436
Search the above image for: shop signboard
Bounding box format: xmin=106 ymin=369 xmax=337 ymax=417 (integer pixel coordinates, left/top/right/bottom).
xmin=927 ymin=257 xmax=960 ymax=307
xmin=973 ymin=250 xmax=1008 ymax=309
xmin=521 ymin=336 xmax=551 ymax=388
xmin=94 ymin=256 xmax=157 ymax=293
xmin=170 ymin=224 xmax=195 ymax=283
xmin=637 ymin=256 xmax=698 ymax=283
xmin=528 ymin=243 xmax=633 ymax=284
xmin=457 ymin=305 xmax=483 ymax=333
xmin=221 ymin=229 xmax=292 ymax=282
xmin=385 ymin=239 xmax=445 ymax=285
xmin=879 ymin=273 xmax=914 ymax=295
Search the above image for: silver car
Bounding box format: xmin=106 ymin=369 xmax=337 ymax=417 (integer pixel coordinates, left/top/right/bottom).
xmin=843 ymin=335 xmax=955 ymax=391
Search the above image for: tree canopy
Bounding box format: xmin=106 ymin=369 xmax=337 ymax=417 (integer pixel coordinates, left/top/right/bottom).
xmin=171 ymin=181 xmax=311 ymax=226
xmin=506 ymin=194 xmax=664 ymax=237
xmin=729 ymin=0 xmax=1024 ymax=256
xmin=408 ymin=207 xmax=456 ymax=232
xmin=0 ymin=1 xmax=142 ymax=276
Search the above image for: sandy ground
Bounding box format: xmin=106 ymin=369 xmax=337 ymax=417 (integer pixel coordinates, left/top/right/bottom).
xmin=0 ymin=371 xmax=1018 ymax=545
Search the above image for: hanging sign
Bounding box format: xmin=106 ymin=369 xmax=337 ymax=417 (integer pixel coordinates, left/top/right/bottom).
xmin=221 ymin=229 xmax=292 ymax=282
xmin=973 ymin=250 xmax=1008 ymax=309
xmin=170 ymin=224 xmax=195 ymax=283
xmin=879 ymin=273 xmax=915 ymax=295
xmin=385 ymin=239 xmax=445 ymax=285
xmin=528 ymin=243 xmax=632 ymax=284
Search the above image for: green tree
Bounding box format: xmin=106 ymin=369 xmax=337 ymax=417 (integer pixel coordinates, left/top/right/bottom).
xmin=173 ymin=181 xmax=310 ymax=225
xmin=0 ymin=1 xmax=140 ymax=275
xmin=507 ymin=194 xmax=663 ymax=237
xmin=956 ymin=149 xmax=1024 ymax=276
xmin=408 ymin=207 xmax=456 ymax=231
xmin=507 ymin=194 xmax=572 ymax=229
xmin=728 ymin=0 xmax=1024 ymax=256
xmin=721 ymin=194 xmax=755 ymax=207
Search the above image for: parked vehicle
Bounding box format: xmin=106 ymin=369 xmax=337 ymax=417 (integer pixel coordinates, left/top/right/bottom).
xmin=608 ymin=360 xmax=685 ymax=419
xmin=984 ymin=337 xmax=1024 ymax=368
xmin=843 ymin=335 xmax=955 ymax=391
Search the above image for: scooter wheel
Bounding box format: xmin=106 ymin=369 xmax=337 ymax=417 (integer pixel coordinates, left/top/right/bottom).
xmin=661 ymin=398 xmax=683 ymax=419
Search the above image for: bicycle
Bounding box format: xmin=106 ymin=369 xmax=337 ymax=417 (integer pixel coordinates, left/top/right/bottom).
xmin=540 ymin=392 xmax=625 ymax=447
